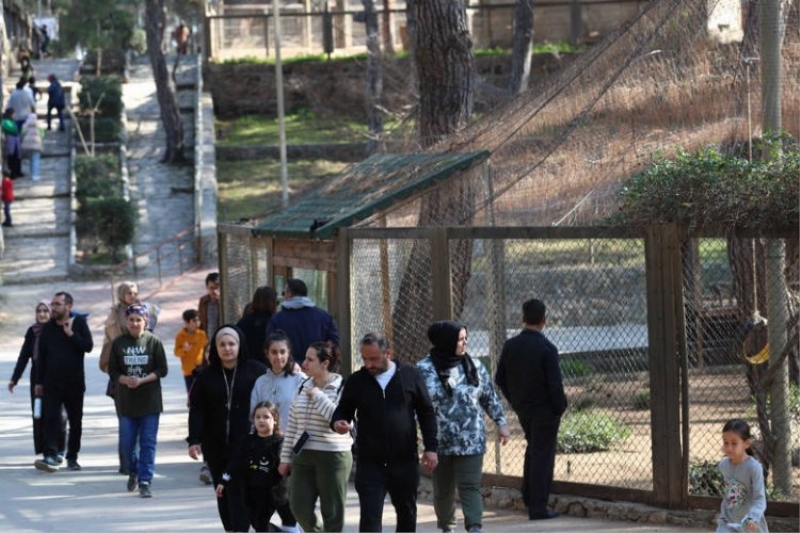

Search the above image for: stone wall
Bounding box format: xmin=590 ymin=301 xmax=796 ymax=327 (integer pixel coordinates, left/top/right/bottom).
xmin=206 ymin=53 xmax=572 ymax=120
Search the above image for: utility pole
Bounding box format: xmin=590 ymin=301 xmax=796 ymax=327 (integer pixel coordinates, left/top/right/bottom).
xmin=760 ymin=0 xmax=791 ymax=496
xmin=272 ymin=0 xmax=289 ymax=208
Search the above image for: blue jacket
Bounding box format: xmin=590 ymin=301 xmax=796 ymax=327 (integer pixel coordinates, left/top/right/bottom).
xmin=266 ymin=297 xmax=339 ymax=364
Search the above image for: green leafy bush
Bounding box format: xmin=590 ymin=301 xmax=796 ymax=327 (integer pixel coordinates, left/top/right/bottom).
xmin=688 ymin=460 xmax=724 ymax=496
xmin=557 ymin=411 xmax=630 ymax=453
xmin=75 ymin=154 xmax=121 ymax=202
xmin=86 ymin=197 xmax=137 ymax=261
xmin=611 ymin=133 xmax=799 ymax=232
xmin=78 ymin=76 xmax=123 ymax=118
xmin=560 ymin=358 xmax=593 ymax=379
xmin=78 ymin=117 xmax=122 ymax=142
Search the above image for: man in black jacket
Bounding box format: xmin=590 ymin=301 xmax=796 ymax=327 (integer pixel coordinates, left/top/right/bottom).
xmin=331 ymin=332 xmax=438 ymax=532
xmin=495 ymin=298 xmax=567 ymax=521
xmin=34 ymin=292 xmax=94 ymax=472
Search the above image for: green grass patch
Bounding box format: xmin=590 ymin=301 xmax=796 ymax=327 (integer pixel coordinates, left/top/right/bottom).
xmin=217 ymin=159 xmax=349 ymax=222
xmin=216 ymin=110 xmax=368 ymax=147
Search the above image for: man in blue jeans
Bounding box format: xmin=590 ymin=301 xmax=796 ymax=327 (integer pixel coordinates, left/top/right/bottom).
xmin=331 ymin=332 xmax=438 ymax=532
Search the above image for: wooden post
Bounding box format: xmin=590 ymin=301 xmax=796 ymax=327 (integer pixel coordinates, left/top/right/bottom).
xmin=336 ymin=228 xmax=353 ymax=375
xmin=644 ymin=224 xmax=685 ymax=508
xmin=429 ymin=227 xmax=452 ymax=321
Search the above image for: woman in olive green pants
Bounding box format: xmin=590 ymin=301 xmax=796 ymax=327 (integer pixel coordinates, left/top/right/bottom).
xmin=279 ymin=342 xmax=352 ymax=532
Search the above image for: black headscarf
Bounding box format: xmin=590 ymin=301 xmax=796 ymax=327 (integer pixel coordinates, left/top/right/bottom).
xmin=427 ymin=320 xmax=479 ymax=395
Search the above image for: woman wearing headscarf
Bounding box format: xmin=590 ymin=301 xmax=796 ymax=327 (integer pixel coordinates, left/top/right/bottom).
xmin=416 ymin=320 xmax=511 ymax=533
xmin=7 ymin=301 xmax=67 ymax=461
xmin=107 ymin=304 xmax=168 ymax=498
xmin=188 ymin=325 xmax=267 ymax=532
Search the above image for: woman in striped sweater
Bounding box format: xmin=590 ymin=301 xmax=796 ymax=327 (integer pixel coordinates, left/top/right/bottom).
xmin=278 ymin=341 xmax=352 ymax=532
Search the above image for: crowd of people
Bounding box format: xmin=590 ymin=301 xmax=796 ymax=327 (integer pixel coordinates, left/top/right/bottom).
xmin=6 ymin=277 xmax=770 ymax=532
xmin=1 ymin=60 xmax=66 ymax=228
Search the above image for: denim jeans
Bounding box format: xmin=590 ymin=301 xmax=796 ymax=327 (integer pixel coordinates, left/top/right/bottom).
xmin=29 ymin=151 xmax=40 ymax=179
xmin=119 ymin=412 xmax=160 ymax=483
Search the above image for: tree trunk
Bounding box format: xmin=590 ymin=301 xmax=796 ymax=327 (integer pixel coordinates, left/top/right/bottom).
xmin=729 ymin=237 xmax=772 ymax=472
xmin=382 ymin=0 xmax=394 ymax=54
xmin=390 ymin=0 xmax=475 ymax=363
xmin=364 ymin=0 xmax=383 ymax=155
xmin=144 ymin=0 xmax=185 ymax=164
xmin=508 ymin=0 xmax=534 ymax=96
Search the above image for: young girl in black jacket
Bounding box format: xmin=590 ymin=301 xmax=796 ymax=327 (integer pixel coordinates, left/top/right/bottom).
xmin=216 ymin=401 xmax=298 ymax=532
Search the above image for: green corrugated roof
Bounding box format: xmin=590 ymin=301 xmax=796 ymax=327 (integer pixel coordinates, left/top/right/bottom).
xmin=252 ymin=151 xmax=490 ymax=239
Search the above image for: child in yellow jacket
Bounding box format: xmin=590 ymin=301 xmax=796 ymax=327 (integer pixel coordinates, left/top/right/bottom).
xmin=174 ymin=309 xmax=207 ymax=393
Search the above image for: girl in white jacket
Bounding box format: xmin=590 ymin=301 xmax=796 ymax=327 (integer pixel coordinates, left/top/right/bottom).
xmin=21 ymin=113 xmax=43 ymax=181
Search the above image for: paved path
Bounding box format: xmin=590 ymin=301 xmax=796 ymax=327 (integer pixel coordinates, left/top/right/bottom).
xmin=0 ymin=59 xmax=79 ymax=284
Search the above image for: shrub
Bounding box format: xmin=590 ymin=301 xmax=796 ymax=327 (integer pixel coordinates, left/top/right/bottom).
xmin=86 ymin=197 xmax=137 ymax=261
xmin=557 ymin=411 xmax=630 ymax=453
xmin=611 ymin=133 xmax=799 ymax=232
xmin=75 ymin=154 xmax=121 ymax=202
xmin=688 ymin=460 xmax=724 ymax=496
xmin=560 ymin=358 xmax=593 ymax=379
xmin=570 ymin=396 xmax=597 ymax=412
xmin=78 ymin=76 xmax=123 ymax=118
xmin=631 ymin=390 xmax=650 ymax=410
xmin=78 ymin=117 xmax=122 ymax=143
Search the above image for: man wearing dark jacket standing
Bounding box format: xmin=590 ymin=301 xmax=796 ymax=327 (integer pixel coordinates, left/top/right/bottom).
xmin=266 ymin=278 xmax=340 ymax=364
xmin=495 ymin=298 xmax=567 ymax=521
xmin=331 ymin=332 xmax=438 ymax=532
xmin=34 ymin=292 xmax=94 ymax=472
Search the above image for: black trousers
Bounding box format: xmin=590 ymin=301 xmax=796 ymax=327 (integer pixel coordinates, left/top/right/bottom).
xmin=207 ymin=454 xmax=252 ymax=532
xmin=30 ymin=383 xmax=66 ymax=455
xmin=42 ymin=385 xmax=83 ymax=460
xmin=246 ymin=485 xmax=296 ymax=532
xmin=519 ymin=415 xmax=560 ymax=517
xmin=355 ymin=457 xmax=420 ymax=532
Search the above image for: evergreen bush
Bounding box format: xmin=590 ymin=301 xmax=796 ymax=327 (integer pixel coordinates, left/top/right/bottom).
xmin=557 ymin=411 xmax=630 ymax=453
xmin=86 ymin=197 xmax=137 ymax=261
xmin=78 ymin=76 xmax=123 ymax=118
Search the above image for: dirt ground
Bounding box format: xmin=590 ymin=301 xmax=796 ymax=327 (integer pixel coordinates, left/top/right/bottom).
xmin=483 ymin=367 xmax=800 ymax=501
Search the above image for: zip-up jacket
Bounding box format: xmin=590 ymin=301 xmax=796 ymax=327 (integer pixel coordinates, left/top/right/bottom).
xmin=331 ymin=360 xmax=437 ymax=463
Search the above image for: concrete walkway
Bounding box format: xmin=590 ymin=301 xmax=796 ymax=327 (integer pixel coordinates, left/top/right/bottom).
xmin=0 ymin=59 xmax=79 ymax=284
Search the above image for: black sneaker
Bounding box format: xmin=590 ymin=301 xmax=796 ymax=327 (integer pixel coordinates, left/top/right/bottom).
xmin=34 ymin=456 xmax=60 ymax=472
xmin=66 ymin=459 xmax=81 ymax=471
xmin=138 ymin=482 xmax=152 ymax=498
xmin=127 ymin=473 xmax=138 ymax=492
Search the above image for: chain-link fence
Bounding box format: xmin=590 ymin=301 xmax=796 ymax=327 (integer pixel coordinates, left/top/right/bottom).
xmin=205 ymin=0 xmax=644 ymax=61
xmin=682 ymin=237 xmax=800 ymax=503
xmin=217 ymin=223 xmax=799 ymax=509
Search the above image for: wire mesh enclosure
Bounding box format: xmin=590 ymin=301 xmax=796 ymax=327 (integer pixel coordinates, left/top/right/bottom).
xmin=217 ymin=221 xmax=798 ymax=511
